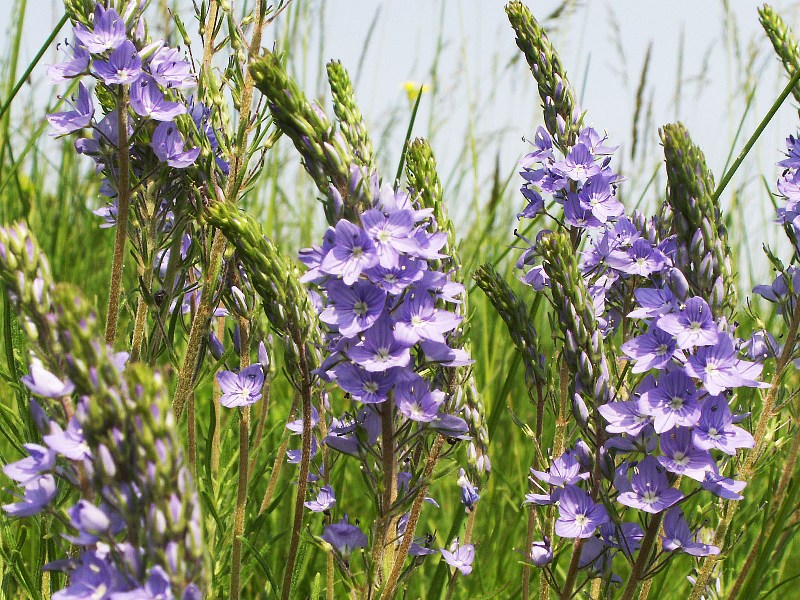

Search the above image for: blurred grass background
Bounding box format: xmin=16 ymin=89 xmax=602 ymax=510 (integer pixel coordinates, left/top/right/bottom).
xmin=1 ymin=0 xmax=800 ymax=598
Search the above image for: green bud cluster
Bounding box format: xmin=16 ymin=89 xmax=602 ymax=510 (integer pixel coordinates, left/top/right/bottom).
xmin=327 ymin=60 xmax=376 ymax=171
xmin=249 ymin=52 xmax=369 ymax=222
xmin=505 ymin=1 xmax=583 ymax=153
xmin=473 ymin=264 xmax=546 ymax=392
xmin=204 ymin=200 xmax=324 ymax=377
xmin=537 ymin=231 xmax=610 ymax=416
xmin=760 ymin=5 xmax=800 ymax=108
xmin=661 ymin=123 xmax=736 ymax=318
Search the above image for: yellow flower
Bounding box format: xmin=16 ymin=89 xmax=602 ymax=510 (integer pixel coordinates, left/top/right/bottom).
xmin=403 ymin=81 xmax=431 ymax=104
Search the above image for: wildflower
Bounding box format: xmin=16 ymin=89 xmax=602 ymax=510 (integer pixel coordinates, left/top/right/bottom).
xmin=150 ymin=121 xmax=200 ymax=168
xmin=130 ymin=75 xmax=186 ymax=121
xmin=621 ymin=327 xmax=679 ymax=374
xmin=305 ymin=485 xmax=336 ymax=513
xmin=2 ymin=474 xmax=56 ymax=517
xmin=322 ymin=515 xmax=367 ymax=557
xmin=617 ymin=456 xmax=683 ymax=514
xmin=657 ymin=427 xmax=715 ymax=481
xmin=555 ymin=484 xmax=609 ymax=538
xmin=47 ymin=82 xmax=94 ymax=135
xmin=47 ymin=38 xmax=90 ymax=82
xmin=529 ymin=538 xmax=553 ymax=567
xmin=661 ymin=508 xmax=719 ymax=556
xmin=684 ymin=334 xmax=765 ymax=396
xmin=691 ymin=395 xmax=755 ymax=455
xmin=639 ymin=370 xmax=701 ymax=433
xmin=319 ymin=220 xmax=379 ymax=285
xmin=656 ymin=297 xmax=718 ymax=349
xmin=22 ymin=363 xmax=75 ymax=397
xmin=148 ymin=46 xmax=195 ymax=88
xmin=73 ymin=5 xmax=127 ymax=54
xmin=319 ymin=279 xmax=386 ymax=336
xmin=457 ymin=468 xmax=480 ymax=511
xmin=93 ymin=40 xmax=142 ymax=85
xmin=217 ymin=364 xmax=265 ymax=408
xmin=440 ymin=540 xmax=475 ymax=575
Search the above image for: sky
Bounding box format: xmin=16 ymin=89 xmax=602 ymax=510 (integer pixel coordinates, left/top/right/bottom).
xmin=4 ymin=0 xmax=800 ymax=274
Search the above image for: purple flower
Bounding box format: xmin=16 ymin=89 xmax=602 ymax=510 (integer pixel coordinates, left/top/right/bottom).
xmin=305 ymin=485 xmax=336 ymax=512
xmin=3 ymin=444 xmax=55 ymax=485
xmin=394 ymin=376 xmax=444 ymax=422
xmin=333 ymin=363 xmax=394 ymax=404
xmin=217 ymin=364 xmax=265 ymax=408
xmin=65 ymin=500 xmax=117 ymax=545
xmin=44 ymin=418 xmax=91 ymax=460
xmin=320 ymin=280 xmax=386 ymax=336
xmin=22 ymin=363 xmax=75 ymax=397
xmin=661 ymin=507 xmax=719 ymax=556
xmin=48 ymin=551 xmax=125 ymax=599
xmin=322 ymin=515 xmax=367 ymax=556
xmin=151 ymin=121 xmax=200 ymax=168
xmin=93 ymin=40 xmax=142 ymax=85
xmin=394 ymin=292 xmax=462 ymax=345
xmin=520 ymin=126 xmax=554 ymax=166
xmin=73 ymin=5 xmax=127 ymax=53
xmin=323 ymin=410 xmax=381 ymax=456
xmin=47 ymin=38 xmax=90 ymax=82
xmin=639 ymin=370 xmax=701 ymax=433
xmin=578 ymin=174 xmax=624 ymax=223
xmin=617 ymin=456 xmax=683 ymax=514
xmin=657 ymin=427 xmax=715 ymax=481
xmin=692 ymin=395 xmax=754 ymax=455
xmin=684 ymin=334 xmax=765 ymax=396
xmin=656 ymin=297 xmax=718 ymax=349
xmin=346 ymin=316 xmax=412 ymax=372
xmin=530 ymin=450 xmax=589 ymax=488
xmin=628 ymin=286 xmax=675 ymax=319
xmin=701 ymin=469 xmax=746 ymax=500
xmin=555 ymin=484 xmax=609 ymax=538
xmin=552 ymin=143 xmax=601 ymax=183
xmin=621 ymin=327 xmax=679 ymax=374
xmin=47 ymin=82 xmax=94 ymax=135
xmin=457 ymin=468 xmax=480 ymax=510
xmin=148 ymin=46 xmax=195 ymax=89
xmin=364 ymin=256 xmax=423 ymax=294
xmin=597 ymin=399 xmax=651 ymax=435
xmin=606 ymin=238 xmax=668 ymax=276
xmin=361 ymin=208 xmax=417 ymax=268
xmin=320 ymin=220 xmax=379 ymax=285
xmin=440 ymin=540 xmax=475 ymax=575
xmin=130 ymin=75 xmax=187 ymax=121
xmin=563 ymin=195 xmax=603 ymax=229
xmin=529 ymin=538 xmax=553 ymax=566
xmin=3 ymin=474 xmax=56 ymax=516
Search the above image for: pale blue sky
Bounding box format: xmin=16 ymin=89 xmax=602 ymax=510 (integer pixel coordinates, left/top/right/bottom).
xmin=4 ymin=0 xmax=800 ymax=273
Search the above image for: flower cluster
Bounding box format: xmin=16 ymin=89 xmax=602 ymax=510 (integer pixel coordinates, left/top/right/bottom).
xmin=515 ymin=125 xmax=765 ymax=583
xmin=0 ymin=224 xmax=205 ymax=598
xmin=300 ymin=169 xmax=473 ymax=567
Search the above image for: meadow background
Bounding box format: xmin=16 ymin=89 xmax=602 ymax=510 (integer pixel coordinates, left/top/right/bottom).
xmin=2 ymin=0 xmax=800 ymax=598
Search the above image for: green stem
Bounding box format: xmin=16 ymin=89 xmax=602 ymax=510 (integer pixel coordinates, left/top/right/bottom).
xmin=372 ymin=399 xmax=397 ymax=583
xmin=130 ymin=199 xmax=157 ymax=362
xmin=713 ymin=66 xmax=800 ymax=204
xmin=230 ymin=318 xmax=251 ymax=600
xmin=104 ymin=85 xmax=131 ymax=346
xmin=280 ymin=340 xmax=314 ymax=600
xmin=559 ymin=539 xmax=584 ymax=600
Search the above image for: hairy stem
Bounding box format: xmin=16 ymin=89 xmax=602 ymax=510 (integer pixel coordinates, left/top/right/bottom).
xmin=230 ymin=318 xmax=251 ymax=600
xmin=620 ymin=514 xmax=663 ymax=600
xmin=130 ymin=201 xmax=157 ymax=362
xmin=380 ymin=435 xmax=445 ymax=600
xmin=104 ymin=85 xmax=130 ymax=346
xmin=373 ymin=400 xmax=397 ymax=582
xmin=559 ymin=539 xmax=584 ymax=600
xmin=280 ymin=341 xmax=314 ymax=600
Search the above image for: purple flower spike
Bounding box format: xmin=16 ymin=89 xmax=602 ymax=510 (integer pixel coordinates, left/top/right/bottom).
xmin=320 ymin=220 xmax=379 ymax=285
xmin=305 ymin=485 xmax=336 ymax=512
xmin=441 ymin=541 xmax=475 ymax=575
xmin=217 ymin=364 xmax=265 ymax=408
xmin=47 ymin=82 xmax=94 ymax=135
xmin=93 ymin=40 xmax=143 ymax=85
xmin=74 ymin=5 xmax=127 ymax=53
xmin=130 ymin=75 xmax=187 ymax=121
xmin=639 ymin=370 xmax=701 ymax=433
xmin=322 ymin=515 xmax=367 ymax=556
xmin=661 ymin=507 xmax=720 ymax=556
xmin=658 ymin=427 xmax=715 ymax=482
xmin=555 ymin=484 xmax=609 ymax=538
xmin=3 ymin=474 xmax=56 ymax=517
xmin=692 ymin=395 xmax=754 ymax=455
xmin=553 ymin=143 xmax=601 ymax=183
xmin=656 ymin=297 xmax=718 ymax=349
xmin=151 ymin=121 xmax=200 ymax=168
xmin=22 ymin=363 xmax=75 ymax=397
xmin=617 ymin=456 xmax=683 ymax=514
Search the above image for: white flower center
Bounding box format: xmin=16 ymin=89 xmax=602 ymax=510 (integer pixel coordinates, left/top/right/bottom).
xmin=411 ymin=315 xmax=425 ymax=327
xmin=574 ymin=514 xmax=589 ymax=528
xmin=707 ymin=427 xmax=720 ymax=440
xmin=351 ymin=246 xmax=364 ymax=259
xmin=641 ymin=490 xmax=659 ymax=504
xmin=673 ymin=452 xmax=689 ymax=466
xmin=363 ymin=381 xmax=379 ymax=394
xmin=669 ymin=396 xmax=684 ymax=411
xmin=353 ymin=301 xmax=368 ymax=317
